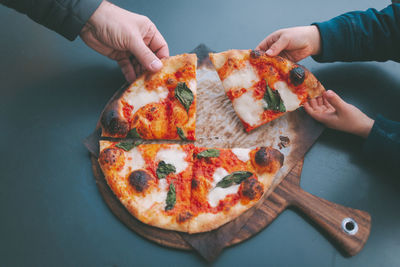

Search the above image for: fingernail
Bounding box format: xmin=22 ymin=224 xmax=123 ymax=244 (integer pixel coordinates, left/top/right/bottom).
xmin=266 ymin=49 xmax=273 ymax=55
xmin=326 ymin=90 xmax=334 ymax=96
xmin=150 ymin=59 xmax=162 ymax=71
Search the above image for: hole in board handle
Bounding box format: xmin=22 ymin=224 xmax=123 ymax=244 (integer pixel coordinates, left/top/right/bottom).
xmin=341 ymin=217 xmax=358 ymax=235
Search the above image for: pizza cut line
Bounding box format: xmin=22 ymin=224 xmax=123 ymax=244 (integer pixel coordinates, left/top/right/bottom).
xmin=96 ymin=50 xmax=325 ymax=233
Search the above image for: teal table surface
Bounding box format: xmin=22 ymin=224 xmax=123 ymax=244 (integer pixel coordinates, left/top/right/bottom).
xmin=1 ymin=0 xmax=399 ymax=266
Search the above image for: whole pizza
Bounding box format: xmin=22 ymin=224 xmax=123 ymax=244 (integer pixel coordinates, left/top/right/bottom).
xmin=97 ymin=50 xmax=324 ymax=233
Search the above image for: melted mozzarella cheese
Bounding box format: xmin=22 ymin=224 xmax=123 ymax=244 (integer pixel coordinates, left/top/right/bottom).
xmin=122 ymin=148 xmax=145 ymax=175
xmin=233 ymin=90 xmax=264 ymax=126
xmin=125 ymin=82 xmax=169 ymax=114
xmin=232 ymin=148 xmax=251 ymax=162
xmin=155 ymin=145 xmax=188 ymax=174
xmin=140 ymin=172 xmax=170 ymax=211
xmin=222 ymin=62 xmax=258 ymax=92
xmin=208 ymin=185 xmax=240 ymax=208
xmin=207 ymin=167 xmax=240 ymax=208
xmin=141 ymin=186 xmax=168 ymax=210
xmin=274 ymin=81 xmax=301 ymax=111
xmin=211 ymin=167 xmax=229 ymax=187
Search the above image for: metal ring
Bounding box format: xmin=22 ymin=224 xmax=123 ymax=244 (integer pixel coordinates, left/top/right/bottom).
xmin=341 ymin=217 xmax=358 ymax=235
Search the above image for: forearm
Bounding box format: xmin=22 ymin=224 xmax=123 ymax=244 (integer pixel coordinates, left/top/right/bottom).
xmin=312 ymin=4 xmax=400 ymax=63
xmin=0 ymin=0 xmax=102 ymax=41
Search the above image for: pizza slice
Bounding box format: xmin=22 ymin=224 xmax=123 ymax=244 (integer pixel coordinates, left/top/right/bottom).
xmin=189 ymin=146 xmax=284 ymax=233
xmin=209 ymin=49 xmax=325 ymax=132
xmin=98 ymin=141 xmax=194 ymax=232
xmin=100 ymin=53 xmax=197 ymax=140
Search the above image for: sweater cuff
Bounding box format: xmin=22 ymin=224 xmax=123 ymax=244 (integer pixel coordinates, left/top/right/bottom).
xmin=363 ymin=114 xmax=400 ymax=165
xmin=311 ymin=16 xmax=356 ymax=63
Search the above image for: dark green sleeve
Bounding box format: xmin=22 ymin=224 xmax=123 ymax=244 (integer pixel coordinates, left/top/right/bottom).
xmin=0 ymin=0 xmax=102 ymax=41
xmin=312 ymin=4 xmax=400 ymax=63
xmin=363 ymin=115 xmax=400 ymax=168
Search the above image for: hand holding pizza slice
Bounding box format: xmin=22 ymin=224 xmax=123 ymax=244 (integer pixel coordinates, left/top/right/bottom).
xmin=209 ymin=49 xmax=325 ymax=132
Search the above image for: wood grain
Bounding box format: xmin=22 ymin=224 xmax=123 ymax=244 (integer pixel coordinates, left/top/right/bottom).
xmin=276 ymin=167 xmax=371 ymax=256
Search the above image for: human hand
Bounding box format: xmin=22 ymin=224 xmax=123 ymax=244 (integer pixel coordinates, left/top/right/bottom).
xmin=256 ymin=26 xmax=321 ymax=62
xmin=80 ymin=1 xmax=169 ymax=83
xmin=304 ymin=90 xmax=374 ymax=138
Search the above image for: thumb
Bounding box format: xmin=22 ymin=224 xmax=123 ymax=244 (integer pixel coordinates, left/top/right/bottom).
xmin=129 ymin=39 xmax=163 ymax=72
xmin=324 ymin=90 xmax=347 ymax=112
xmin=266 ymin=35 xmax=289 ymax=56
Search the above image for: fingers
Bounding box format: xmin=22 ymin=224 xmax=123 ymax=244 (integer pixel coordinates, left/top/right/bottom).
xmin=129 ymin=37 xmax=163 ymax=73
xmin=316 ymin=96 xmax=323 ymax=106
xmin=304 ymin=101 xmax=323 ymax=119
xmin=308 ymin=98 xmax=318 ymax=110
xmin=118 ymin=58 xmax=136 ymax=83
xmin=304 ymin=100 xmax=331 ymax=124
xmin=149 ymin=29 xmax=169 ymax=59
xmin=256 ymin=31 xmax=280 ymax=51
xmin=265 ymin=33 xmax=289 ymax=57
xmin=323 ymin=90 xmax=347 ymax=112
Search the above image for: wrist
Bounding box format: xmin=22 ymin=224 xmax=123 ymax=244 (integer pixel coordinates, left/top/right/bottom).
xmin=309 ymin=25 xmax=322 ymax=56
xmin=356 ymin=117 xmax=374 ymax=139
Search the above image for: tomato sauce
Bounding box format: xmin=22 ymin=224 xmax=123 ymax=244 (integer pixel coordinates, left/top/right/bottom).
xmin=218 ymin=57 xmax=246 ymax=81
xmin=121 ymin=101 xmax=134 ymax=122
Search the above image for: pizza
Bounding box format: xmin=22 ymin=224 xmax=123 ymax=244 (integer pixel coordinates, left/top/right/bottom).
xmin=99 ymin=141 xmax=194 ymax=232
xmin=100 ymin=53 xmax=197 ymax=140
xmin=96 ymin=50 xmax=323 ymax=234
xmin=209 ymin=49 xmax=325 ymax=132
xmin=98 ymin=141 xmax=284 ymax=233
xmin=189 ymin=146 xmax=283 ymax=233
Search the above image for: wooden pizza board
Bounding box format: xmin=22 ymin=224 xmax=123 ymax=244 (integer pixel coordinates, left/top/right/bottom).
xmin=87 ymin=44 xmax=371 ymax=259
xmin=91 ymin=155 xmax=371 ymax=256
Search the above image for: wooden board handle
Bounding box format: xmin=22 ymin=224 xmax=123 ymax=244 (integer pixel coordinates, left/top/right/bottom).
xmin=279 ymin=179 xmax=371 ymax=256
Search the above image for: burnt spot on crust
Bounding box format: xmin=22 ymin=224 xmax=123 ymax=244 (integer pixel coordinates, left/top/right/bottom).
xmin=255 ymin=147 xmax=269 ymax=166
xmin=101 ymin=108 xmax=129 ymax=137
xmin=177 ymin=211 xmax=193 ymax=223
xmin=250 ymin=49 xmax=263 ymax=59
xmin=255 ymin=147 xmax=284 ymax=167
xmin=99 ymin=147 xmax=125 ymax=171
xmin=241 ymin=178 xmax=263 ymax=200
xmin=128 ymin=170 xmax=153 ymax=193
xmin=191 ymin=178 xmax=199 ymax=189
xmin=289 ymin=66 xmax=305 ymax=86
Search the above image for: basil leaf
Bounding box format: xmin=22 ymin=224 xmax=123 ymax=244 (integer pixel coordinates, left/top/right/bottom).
xmin=156 ymin=161 xmax=176 ymax=179
xmin=115 ymin=139 xmax=143 ymax=151
xmin=216 ymin=171 xmax=253 ymax=188
xmin=165 ymin=183 xmax=176 ymax=211
xmin=196 ymin=149 xmax=220 ymax=159
xmin=177 ymin=127 xmax=187 ymax=140
xmin=263 ymin=82 xmax=286 ymax=112
xmin=126 ymin=128 xmax=141 ymax=139
xmin=175 ymin=82 xmax=194 ymax=112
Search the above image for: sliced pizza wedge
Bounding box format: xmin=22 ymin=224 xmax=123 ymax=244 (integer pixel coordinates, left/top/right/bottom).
xmin=101 ymin=53 xmax=197 ymax=140
xmin=98 ymin=141 xmax=194 ymax=232
xmin=209 ymin=49 xmax=324 ymax=132
xmin=188 ymin=146 xmax=283 ymax=233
